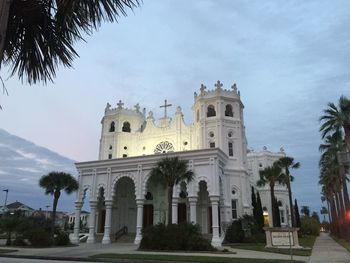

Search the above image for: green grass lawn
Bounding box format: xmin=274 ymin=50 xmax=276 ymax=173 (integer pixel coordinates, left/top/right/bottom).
xmin=229 ymin=235 xmax=316 ymax=256
xmin=331 ymin=236 xmax=350 ymax=252
xmin=91 ymin=253 xmax=305 ymax=263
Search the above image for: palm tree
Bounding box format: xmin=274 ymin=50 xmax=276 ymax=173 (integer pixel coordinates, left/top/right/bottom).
xmin=320 ymin=95 xmax=350 ymax=150
xmin=301 ymin=206 xmax=310 ymax=217
xmin=149 ymin=157 xmax=194 ymax=225
xmin=319 ymin=131 xmax=350 ymax=210
xmin=276 ymin=157 xmax=300 ymax=227
xmin=320 ymin=206 xmax=328 ymax=222
xmin=257 ymin=162 xmax=285 ymax=227
xmin=39 ymin=171 xmax=78 ymax=238
xmin=0 ymin=0 xmax=140 ymax=84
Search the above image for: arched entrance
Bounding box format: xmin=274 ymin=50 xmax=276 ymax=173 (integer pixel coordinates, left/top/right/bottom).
xmin=113 ymin=177 xmax=136 ymax=234
xmin=198 ymin=180 xmax=210 ymax=234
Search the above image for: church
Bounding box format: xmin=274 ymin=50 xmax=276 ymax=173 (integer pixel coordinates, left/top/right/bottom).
xmin=71 ymin=81 xmax=290 ymax=247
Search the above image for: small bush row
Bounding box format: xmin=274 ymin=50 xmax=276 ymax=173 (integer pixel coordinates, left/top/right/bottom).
xmin=139 ymin=222 xmax=214 ymax=251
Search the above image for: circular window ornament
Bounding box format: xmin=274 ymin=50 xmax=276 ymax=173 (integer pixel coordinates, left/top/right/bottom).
xmin=209 ymin=132 xmax=214 ymax=138
xmin=154 ymin=141 xmax=175 ymax=154
xmin=183 ymin=141 xmax=188 ymax=146
xmin=232 ymin=189 xmax=236 ymax=195
xmin=228 ymin=131 xmax=233 ymax=138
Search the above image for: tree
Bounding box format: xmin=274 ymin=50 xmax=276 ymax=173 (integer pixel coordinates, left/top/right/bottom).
xmin=294 ymin=199 xmax=301 ymax=228
xmin=301 ymin=206 xmax=310 ymax=217
xmin=277 ymin=156 xmax=300 ymax=227
xmin=311 ymin=211 xmax=320 ymax=223
xmin=39 ymin=171 xmax=78 ymax=238
xmin=251 ymin=186 xmax=258 ymax=222
xmin=0 ymin=212 xmax=23 ymax=245
xmin=273 ymin=197 xmax=281 ymax=227
xmin=257 ymin=162 xmax=285 ymax=227
xmin=320 ymin=95 xmax=350 ymax=150
xmin=0 ymin=0 xmax=140 ymax=84
xmin=149 ymin=157 xmax=194 ymax=225
xmin=256 ymin=191 xmax=264 ymax=230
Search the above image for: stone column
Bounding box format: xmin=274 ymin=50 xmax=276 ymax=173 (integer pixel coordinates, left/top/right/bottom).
xmin=188 ymin=197 xmax=198 ymax=224
xmin=172 ymin=197 xmax=179 ymax=224
xmin=87 ymin=200 xmax=98 ymax=243
xmin=134 ymin=199 xmax=144 ymax=244
xmin=71 ymin=201 xmax=83 ymax=244
xmin=210 ymin=196 xmax=221 ymax=247
xmin=102 ymin=200 xmax=113 ymax=244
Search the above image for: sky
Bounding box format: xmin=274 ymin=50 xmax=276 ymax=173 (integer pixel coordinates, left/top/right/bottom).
xmin=1 ymin=0 xmax=350 ymax=215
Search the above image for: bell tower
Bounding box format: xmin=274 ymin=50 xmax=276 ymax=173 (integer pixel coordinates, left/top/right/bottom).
xmin=192 ymin=80 xmax=248 ymax=169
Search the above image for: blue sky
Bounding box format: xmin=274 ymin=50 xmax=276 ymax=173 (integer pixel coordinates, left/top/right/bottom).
xmin=1 ymin=0 xmax=350 ymax=214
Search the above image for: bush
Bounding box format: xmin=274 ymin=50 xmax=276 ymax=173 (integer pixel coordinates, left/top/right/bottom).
xmin=300 ymin=217 xmax=320 ymax=236
xmin=225 ymin=220 xmax=244 ymax=243
xmin=13 ymin=236 xmax=27 ymax=246
xmin=54 ymin=231 xmax=70 ymax=246
xmin=139 ymin=222 xmax=214 ymax=251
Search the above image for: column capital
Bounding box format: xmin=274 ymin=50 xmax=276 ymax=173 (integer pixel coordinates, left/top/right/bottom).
xmin=89 ymin=200 xmax=98 ymax=207
xmin=188 ymin=196 xmax=198 ymax=203
xmin=105 ymin=200 xmax=113 ymax=207
xmin=209 ymin=195 xmax=220 ymax=203
xmin=136 ymin=199 xmax=145 ymax=206
xmin=74 ymin=201 xmax=83 ymax=208
xmin=172 ymin=197 xmax=180 ymax=203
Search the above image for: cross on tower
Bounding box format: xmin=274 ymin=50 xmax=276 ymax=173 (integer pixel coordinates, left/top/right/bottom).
xmin=215 ymin=80 xmax=223 ymax=90
xmin=160 ymin=99 xmax=172 ymax=118
xmin=117 ymin=100 xmax=124 ymax=109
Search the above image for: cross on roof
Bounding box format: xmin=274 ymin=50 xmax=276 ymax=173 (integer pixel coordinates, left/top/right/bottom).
xmin=215 ymin=80 xmax=223 ymax=90
xmin=117 ymin=100 xmax=124 ymax=109
xmin=160 ymin=99 xmax=172 ymax=118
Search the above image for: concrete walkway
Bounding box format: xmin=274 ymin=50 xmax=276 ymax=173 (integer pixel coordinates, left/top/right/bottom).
xmin=309 ymin=233 xmax=350 ymax=263
xmin=2 ymin=241 xmax=309 ymax=262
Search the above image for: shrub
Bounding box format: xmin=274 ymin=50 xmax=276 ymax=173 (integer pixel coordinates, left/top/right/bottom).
xmin=27 ymin=228 xmax=52 ymax=247
xmin=225 ymin=220 xmax=244 ymax=243
xmin=13 ymin=236 xmax=27 ymax=246
xmin=54 ymin=231 xmax=70 ymax=246
xmin=300 ymin=217 xmax=320 ymax=236
xmin=139 ymin=222 xmax=214 ymax=251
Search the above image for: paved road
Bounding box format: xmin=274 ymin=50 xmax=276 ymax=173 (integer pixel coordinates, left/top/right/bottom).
xmin=309 ymin=233 xmax=350 ymax=263
xmin=0 ymin=258 xmax=98 ymax=263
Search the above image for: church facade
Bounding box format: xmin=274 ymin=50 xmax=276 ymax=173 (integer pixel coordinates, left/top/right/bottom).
xmin=71 ymin=81 xmax=290 ymax=247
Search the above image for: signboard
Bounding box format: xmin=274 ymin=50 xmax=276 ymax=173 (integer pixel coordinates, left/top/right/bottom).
xmin=271 ymin=231 xmax=294 ymax=246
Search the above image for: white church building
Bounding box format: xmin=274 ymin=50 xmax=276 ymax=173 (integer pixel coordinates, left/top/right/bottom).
xmin=71 ymin=81 xmax=290 ymax=247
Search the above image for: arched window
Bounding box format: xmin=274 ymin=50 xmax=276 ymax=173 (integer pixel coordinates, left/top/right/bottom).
xmin=196 ymin=110 xmax=200 ymax=122
xmin=207 ymin=105 xmax=216 ymax=117
xmin=109 ymin=122 xmax=115 ymax=132
xmin=122 ymin=121 xmax=131 ymax=132
xmin=225 ymin=104 xmax=233 ymax=117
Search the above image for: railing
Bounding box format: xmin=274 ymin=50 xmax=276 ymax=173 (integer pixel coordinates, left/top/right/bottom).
xmin=115 ymin=226 xmax=128 ymax=241
xmin=337 ymin=150 xmax=350 ymax=166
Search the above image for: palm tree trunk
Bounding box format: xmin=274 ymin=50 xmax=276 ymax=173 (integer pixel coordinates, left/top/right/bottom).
xmin=286 ymin=178 xmax=295 ymax=227
xmin=335 ymin=192 xmax=341 ymax=217
xmin=270 ymin=183 xmax=276 ymax=227
xmin=340 ymin=166 xmax=350 ymax=210
xmin=344 ymin=125 xmax=350 ymax=150
xmin=327 ymin=200 xmax=332 ymax=223
xmin=330 ymin=197 xmax=337 ymax=223
xmin=51 ymin=190 xmax=60 ymax=240
xmin=0 ymin=0 xmax=12 ymax=67
xmin=167 ymin=185 xmax=173 ymax=225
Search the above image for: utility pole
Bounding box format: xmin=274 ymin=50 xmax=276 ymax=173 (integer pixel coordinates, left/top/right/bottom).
xmin=2 ymin=189 xmax=8 ymax=211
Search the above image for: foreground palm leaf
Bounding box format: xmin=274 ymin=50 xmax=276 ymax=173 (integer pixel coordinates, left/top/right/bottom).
xmin=1 ymin=0 xmax=140 ymax=84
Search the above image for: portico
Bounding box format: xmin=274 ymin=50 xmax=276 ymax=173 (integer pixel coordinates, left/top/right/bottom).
xmin=71 ymin=148 xmax=240 ymax=247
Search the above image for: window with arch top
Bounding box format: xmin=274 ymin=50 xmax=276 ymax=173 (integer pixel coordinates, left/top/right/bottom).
xmin=122 ymin=121 xmax=131 ymax=132
xmin=207 ymin=105 xmax=216 ymax=117
xmin=225 ymin=104 xmax=233 ymax=117
xmin=109 ymin=121 xmax=115 ymax=132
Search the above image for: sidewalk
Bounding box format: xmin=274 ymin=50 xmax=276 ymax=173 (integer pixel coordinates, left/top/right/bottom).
xmin=309 ymin=232 xmax=350 ymax=263
xmin=1 ymin=241 xmax=309 ymax=262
